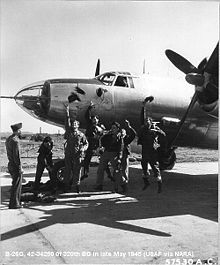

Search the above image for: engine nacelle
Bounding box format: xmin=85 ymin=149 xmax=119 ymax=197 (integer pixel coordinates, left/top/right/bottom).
xmin=198 ymin=99 xmax=218 ymax=117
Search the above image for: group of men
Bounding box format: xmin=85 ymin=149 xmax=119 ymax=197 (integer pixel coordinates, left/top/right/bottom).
xmin=5 ymin=102 xmax=166 ymax=209
xmin=62 ymin=102 xmax=138 ymax=194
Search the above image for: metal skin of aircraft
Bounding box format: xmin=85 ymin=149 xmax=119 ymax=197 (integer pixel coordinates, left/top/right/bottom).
xmin=1 ymin=43 xmax=218 ymax=174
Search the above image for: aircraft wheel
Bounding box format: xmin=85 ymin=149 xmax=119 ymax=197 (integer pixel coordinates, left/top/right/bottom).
xmin=159 ymin=150 xmax=176 ymax=170
xmin=52 ymin=159 xmax=65 ymax=184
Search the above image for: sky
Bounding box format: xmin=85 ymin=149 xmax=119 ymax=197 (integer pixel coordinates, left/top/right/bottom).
xmin=0 ymin=1 xmax=219 ymax=134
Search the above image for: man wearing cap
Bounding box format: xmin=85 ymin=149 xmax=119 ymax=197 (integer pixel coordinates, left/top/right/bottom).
xmin=63 ymin=103 xmax=88 ymax=193
xmin=5 ymin=122 xmax=23 ymax=209
xmin=137 ymin=117 xmax=166 ymax=193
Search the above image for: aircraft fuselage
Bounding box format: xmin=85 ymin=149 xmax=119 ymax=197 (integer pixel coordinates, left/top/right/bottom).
xmin=15 ymin=71 xmax=218 ymax=149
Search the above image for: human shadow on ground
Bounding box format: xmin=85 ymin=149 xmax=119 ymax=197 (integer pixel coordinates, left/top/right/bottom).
xmin=1 ymin=194 xmax=171 ymax=241
xmin=1 ymin=167 xmax=217 ymax=241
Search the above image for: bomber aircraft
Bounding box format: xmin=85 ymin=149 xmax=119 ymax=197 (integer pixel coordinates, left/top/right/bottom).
xmin=1 ymin=43 xmax=218 ymax=179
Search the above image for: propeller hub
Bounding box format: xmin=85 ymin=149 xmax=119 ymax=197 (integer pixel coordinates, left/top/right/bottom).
xmin=185 ymin=73 xmax=205 ymax=86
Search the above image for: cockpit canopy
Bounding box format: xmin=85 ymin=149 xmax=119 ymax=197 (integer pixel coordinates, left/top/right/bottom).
xmin=96 ymin=71 xmax=136 ymax=88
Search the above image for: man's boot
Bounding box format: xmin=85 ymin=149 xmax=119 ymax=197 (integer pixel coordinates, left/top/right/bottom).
xmin=157 ymin=180 xmax=162 ymax=193
xmin=121 ymin=182 xmax=128 ymax=194
xmin=142 ymin=177 xmax=150 ymax=190
xmin=75 ymin=184 xmax=81 ymax=194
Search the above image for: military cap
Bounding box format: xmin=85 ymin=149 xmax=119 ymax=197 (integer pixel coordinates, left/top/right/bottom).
xmin=11 ymin=122 xmax=22 ymax=132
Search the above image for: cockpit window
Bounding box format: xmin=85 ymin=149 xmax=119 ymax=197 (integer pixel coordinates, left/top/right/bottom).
xmin=128 ymin=77 xmax=134 ymax=88
xmin=97 ymin=73 xmax=116 ymax=86
xmin=114 ymin=76 xmax=129 ymax=87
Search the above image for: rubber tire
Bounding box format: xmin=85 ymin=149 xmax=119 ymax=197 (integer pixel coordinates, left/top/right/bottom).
xmin=159 ymin=151 xmax=176 ymax=170
xmin=52 ymin=159 xmax=65 ymax=185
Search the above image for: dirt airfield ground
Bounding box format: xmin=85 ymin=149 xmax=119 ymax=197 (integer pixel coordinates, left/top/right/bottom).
xmin=0 ymin=138 xmax=218 ymax=264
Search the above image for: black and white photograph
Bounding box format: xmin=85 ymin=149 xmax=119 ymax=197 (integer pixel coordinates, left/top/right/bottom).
xmin=0 ymin=1 xmax=218 ymax=264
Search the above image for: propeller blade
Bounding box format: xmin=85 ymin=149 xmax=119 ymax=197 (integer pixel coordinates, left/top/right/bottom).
xmin=197 ymin=58 xmax=207 ymax=71
xmin=168 ymin=92 xmax=197 ymax=148
xmin=204 ymin=42 xmax=219 ymax=75
xmin=196 ymin=43 xmax=219 ymax=104
xmin=165 ymin=49 xmax=199 ymax=74
xmin=95 ymin=59 xmax=100 ymax=77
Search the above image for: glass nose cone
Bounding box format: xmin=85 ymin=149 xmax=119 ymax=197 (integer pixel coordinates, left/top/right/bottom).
xmin=15 ymin=81 xmax=50 ymax=118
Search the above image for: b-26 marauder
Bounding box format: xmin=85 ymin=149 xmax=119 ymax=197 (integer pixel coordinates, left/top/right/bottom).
xmin=1 ymin=43 xmax=218 ymax=179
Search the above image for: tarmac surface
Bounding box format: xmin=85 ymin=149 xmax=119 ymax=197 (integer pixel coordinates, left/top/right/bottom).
xmin=0 ymin=162 xmax=218 ymax=264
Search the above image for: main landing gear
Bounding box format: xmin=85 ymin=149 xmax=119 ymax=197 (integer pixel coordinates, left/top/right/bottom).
xmin=159 ymin=147 xmax=177 ymax=170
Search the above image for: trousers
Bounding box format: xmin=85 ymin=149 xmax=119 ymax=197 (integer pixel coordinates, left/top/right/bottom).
xmin=141 ymin=151 xmax=161 ymax=181
xmin=64 ymin=154 xmax=82 ymax=187
xmin=121 ymin=154 xmax=129 ymax=183
xmin=96 ymin=151 xmax=118 ymax=186
xmin=34 ymin=160 xmax=56 ymax=191
xmin=8 ymin=164 xmax=22 ymax=208
xmin=83 ymin=148 xmax=94 ymax=173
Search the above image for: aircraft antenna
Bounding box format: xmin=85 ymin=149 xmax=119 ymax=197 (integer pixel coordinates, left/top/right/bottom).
xmin=143 ymin=59 xmax=146 ymax=74
xmin=95 ymin=59 xmax=100 ymax=77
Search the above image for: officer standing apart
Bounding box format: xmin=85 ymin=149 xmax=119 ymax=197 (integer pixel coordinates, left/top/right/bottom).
xmin=119 ymin=120 xmax=136 ymax=193
xmin=95 ymin=122 xmax=123 ymax=191
xmin=63 ymin=103 xmax=88 ymax=193
xmin=33 ymin=136 xmax=57 ymax=194
xmin=137 ymin=117 xmax=166 ymax=193
xmin=81 ymin=102 xmax=106 ymax=181
xmin=5 ymin=123 xmax=23 ymax=209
